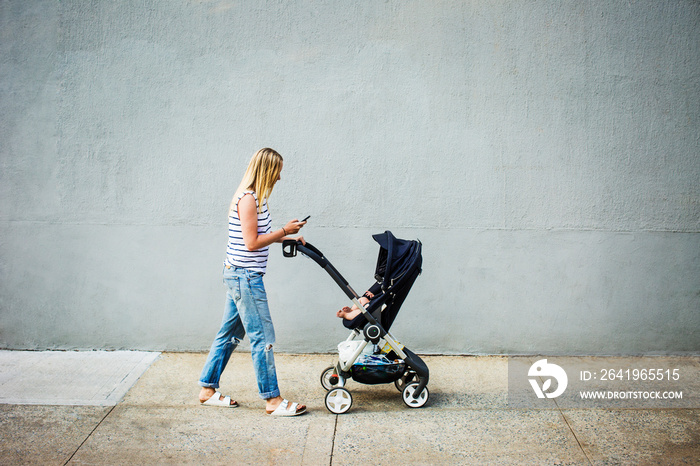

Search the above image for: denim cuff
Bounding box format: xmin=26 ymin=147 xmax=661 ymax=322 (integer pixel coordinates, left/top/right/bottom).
xmin=259 ymin=388 xmax=281 ymax=400
xmin=198 ymin=381 xmax=220 ymax=389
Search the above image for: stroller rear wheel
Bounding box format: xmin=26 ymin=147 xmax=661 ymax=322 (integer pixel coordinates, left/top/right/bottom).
xmin=325 ymin=387 xmax=353 ymax=414
xmin=394 ymin=370 xmax=416 ymax=392
xmin=321 ymin=366 xmax=341 ymax=391
xmin=402 ymin=382 xmax=429 ymax=408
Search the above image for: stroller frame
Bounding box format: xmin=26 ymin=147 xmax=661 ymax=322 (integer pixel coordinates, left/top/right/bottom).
xmin=283 ymin=231 xmax=429 ymax=414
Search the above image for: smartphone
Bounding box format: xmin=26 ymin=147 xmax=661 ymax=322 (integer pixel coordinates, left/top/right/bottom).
xmin=301 ymin=215 xmax=311 ymax=222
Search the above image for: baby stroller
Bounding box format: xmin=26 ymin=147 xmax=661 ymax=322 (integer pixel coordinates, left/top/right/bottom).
xmin=283 ymin=231 xmax=429 ymax=414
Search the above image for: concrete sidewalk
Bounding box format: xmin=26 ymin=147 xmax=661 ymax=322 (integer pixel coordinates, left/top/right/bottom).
xmin=0 ymin=351 xmax=698 ymax=465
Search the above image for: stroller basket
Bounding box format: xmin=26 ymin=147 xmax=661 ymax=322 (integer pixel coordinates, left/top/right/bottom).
xmin=351 ymin=354 xmax=406 ymax=385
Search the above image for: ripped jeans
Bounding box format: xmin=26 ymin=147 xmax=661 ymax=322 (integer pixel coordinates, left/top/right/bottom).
xmin=198 ymin=266 xmax=280 ymax=400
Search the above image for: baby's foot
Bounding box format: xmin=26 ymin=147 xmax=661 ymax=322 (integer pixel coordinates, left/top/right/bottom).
xmin=336 ymin=306 xmax=361 ymax=320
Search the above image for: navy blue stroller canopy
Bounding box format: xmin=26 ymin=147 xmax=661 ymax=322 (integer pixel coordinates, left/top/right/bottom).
xmin=345 ymin=231 xmax=422 ymax=331
xmin=373 ymin=231 xmax=422 ymax=290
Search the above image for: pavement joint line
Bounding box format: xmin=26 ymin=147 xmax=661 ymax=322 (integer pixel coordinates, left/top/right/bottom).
xmin=329 ymin=414 xmax=339 ymax=466
xmin=62 ymin=404 xmax=115 ymax=466
xmin=530 ymin=354 xmax=592 ymax=465
xmin=557 ymin=407 xmax=593 ymax=465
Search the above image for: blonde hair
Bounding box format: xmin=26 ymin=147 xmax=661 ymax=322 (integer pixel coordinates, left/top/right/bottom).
xmin=234 ymin=148 xmax=283 ymax=213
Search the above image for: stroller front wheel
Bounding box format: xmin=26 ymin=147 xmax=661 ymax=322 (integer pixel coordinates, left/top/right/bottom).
xmin=325 ymin=387 xmax=353 ymax=414
xmin=402 ymin=382 xmax=429 ymax=408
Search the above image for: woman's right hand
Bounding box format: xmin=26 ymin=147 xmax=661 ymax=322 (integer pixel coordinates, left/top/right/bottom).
xmin=283 ymin=219 xmax=306 ymax=235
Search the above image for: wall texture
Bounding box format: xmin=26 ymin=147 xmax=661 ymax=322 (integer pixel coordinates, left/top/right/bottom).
xmin=1 ymin=0 xmax=698 ymax=354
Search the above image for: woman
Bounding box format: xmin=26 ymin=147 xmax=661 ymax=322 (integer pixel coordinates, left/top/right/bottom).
xmin=198 ymin=148 xmax=307 ymax=416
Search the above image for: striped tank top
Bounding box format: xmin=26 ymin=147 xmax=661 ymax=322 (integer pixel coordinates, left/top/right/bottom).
xmin=225 ymin=190 xmax=272 ymax=273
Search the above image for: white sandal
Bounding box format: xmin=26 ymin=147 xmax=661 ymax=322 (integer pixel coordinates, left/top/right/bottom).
xmin=201 ymin=391 xmax=238 ymax=408
xmin=266 ymin=399 xmax=306 ymax=416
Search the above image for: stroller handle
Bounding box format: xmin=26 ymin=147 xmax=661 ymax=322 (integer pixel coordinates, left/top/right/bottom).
xmin=283 ymin=239 xmax=360 ymax=301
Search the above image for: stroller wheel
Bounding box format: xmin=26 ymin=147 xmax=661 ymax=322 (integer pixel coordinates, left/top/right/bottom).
xmin=321 ymin=366 xmax=340 ymax=391
xmin=325 ymin=388 xmax=353 ymax=414
xmin=394 ymin=371 xmax=416 ymax=392
xmin=402 ymin=382 xmax=429 ymax=408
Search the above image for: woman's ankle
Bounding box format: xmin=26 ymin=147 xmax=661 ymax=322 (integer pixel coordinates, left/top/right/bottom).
xmin=266 ymin=395 xmax=283 ymax=407
xmin=199 ymin=387 xmax=216 ymax=401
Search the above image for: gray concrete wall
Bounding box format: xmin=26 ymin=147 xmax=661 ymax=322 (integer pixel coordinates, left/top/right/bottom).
xmin=1 ymin=0 xmax=698 ymax=354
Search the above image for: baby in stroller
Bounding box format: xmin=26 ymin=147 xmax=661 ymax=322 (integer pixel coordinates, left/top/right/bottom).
xmin=336 ymin=286 xmax=378 ymax=320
